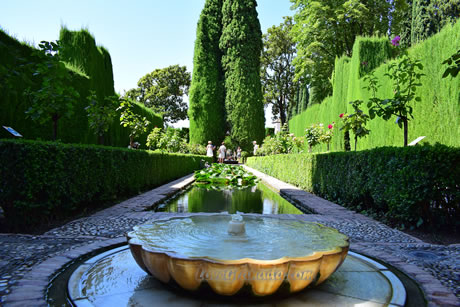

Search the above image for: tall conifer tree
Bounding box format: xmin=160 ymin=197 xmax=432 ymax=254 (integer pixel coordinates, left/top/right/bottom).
xmin=220 ymin=0 xmax=265 ymax=150
xmin=189 ymin=0 xmax=225 ymax=145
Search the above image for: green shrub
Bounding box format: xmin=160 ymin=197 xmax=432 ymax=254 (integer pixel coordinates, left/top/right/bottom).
xmin=265 ymin=127 xmax=275 ymax=137
xmin=0 ymin=139 xmax=211 ymax=230
xmin=247 ymin=144 xmax=460 ymax=231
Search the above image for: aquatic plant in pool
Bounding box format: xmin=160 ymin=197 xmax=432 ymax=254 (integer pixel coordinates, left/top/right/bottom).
xmin=194 ymin=163 xmax=258 ymax=187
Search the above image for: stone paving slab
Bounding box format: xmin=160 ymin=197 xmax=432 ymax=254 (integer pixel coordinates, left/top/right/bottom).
xmin=1 ymin=171 xmax=459 ymax=306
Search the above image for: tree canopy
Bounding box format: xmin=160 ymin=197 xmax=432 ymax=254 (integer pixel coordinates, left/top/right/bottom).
xmin=290 ymin=0 xmax=404 ymax=105
xmin=261 ymin=16 xmax=297 ymax=126
xmin=411 ymin=0 xmax=460 ymax=46
xmin=125 ymin=65 xmax=191 ymax=125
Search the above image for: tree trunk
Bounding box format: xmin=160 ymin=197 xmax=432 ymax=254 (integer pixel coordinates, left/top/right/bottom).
xmin=279 ymin=100 xmax=286 ymax=127
xmin=327 ymin=142 xmax=330 ymax=152
xmin=403 ymin=118 xmax=408 ymax=147
xmin=308 ymin=144 xmax=312 ymax=153
xmin=354 ymin=135 xmax=358 ymax=151
xmin=98 ymin=134 xmax=104 ymax=145
xmin=129 ymin=135 xmax=134 ymax=148
xmin=344 ymin=131 xmax=351 ymax=151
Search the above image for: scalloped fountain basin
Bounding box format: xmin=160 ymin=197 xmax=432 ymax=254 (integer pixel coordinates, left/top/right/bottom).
xmin=127 ymin=214 xmax=349 ymax=297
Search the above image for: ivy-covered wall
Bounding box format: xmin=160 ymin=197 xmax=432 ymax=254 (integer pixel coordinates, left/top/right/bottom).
xmin=289 ymin=20 xmax=460 ymax=151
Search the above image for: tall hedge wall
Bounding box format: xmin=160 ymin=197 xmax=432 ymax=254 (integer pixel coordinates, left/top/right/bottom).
xmin=247 ymin=145 xmax=460 ymax=231
xmin=0 ymin=139 xmax=211 ymax=230
xmin=59 ymin=28 xmax=115 ymax=99
xmin=289 ymin=20 xmax=460 ymax=151
xmin=0 ymin=28 xmax=162 ymax=147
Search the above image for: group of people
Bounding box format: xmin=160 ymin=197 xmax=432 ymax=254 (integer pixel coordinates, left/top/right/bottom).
xmin=206 ymin=141 xmax=242 ymax=163
xmin=206 ymin=140 xmax=259 ymax=163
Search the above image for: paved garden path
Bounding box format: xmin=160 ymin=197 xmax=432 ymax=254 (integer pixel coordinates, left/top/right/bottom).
xmin=0 ymin=169 xmax=458 ymax=306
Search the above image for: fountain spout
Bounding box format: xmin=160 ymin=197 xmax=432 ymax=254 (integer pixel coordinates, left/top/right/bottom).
xmin=228 ymin=211 xmax=246 ymax=235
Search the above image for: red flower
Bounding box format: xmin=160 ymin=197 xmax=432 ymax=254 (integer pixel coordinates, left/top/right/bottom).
xmin=339 ymin=113 xmax=344 ymax=118
xmin=328 ymin=124 xmax=333 ymax=129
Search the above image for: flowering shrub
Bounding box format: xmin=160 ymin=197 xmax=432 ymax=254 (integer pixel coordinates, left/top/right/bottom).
xmin=319 ymin=122 xmax=335 ymax=151
xmin=146 ymin=128 xmax=205 ymax=154
xmin=305 ymin=123 xmax=322 ymax=152
xmin=256 ymin=124 xmax=305 ymax=156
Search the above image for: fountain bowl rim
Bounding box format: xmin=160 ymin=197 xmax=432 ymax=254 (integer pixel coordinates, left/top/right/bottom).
xmin=126 ymin=213 xmax=350 ymax=265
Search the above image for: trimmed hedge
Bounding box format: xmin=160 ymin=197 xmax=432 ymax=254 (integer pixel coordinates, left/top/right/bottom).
xmin=0 ymin=28 xmax=163 ymax=147
xmin=289 ymin=20 xmax=460 ymax=151
xmin=0 ymin=139 xmax=211 ymax=230
xmin=247 ymin=144 xmax=460 ymax=231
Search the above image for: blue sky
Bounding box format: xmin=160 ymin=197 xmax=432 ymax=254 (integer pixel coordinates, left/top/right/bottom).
xmin=0 ymin=0 xmax=294 ymax=126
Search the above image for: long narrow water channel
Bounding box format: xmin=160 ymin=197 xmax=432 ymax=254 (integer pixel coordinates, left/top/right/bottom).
xmin=154 ymin=182 xmax=306 ymax=214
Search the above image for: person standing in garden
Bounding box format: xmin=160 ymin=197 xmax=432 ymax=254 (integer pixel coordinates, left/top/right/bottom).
xmin=206 ymin=141 xmax=215 ymax=158
xmin=236 ymin=146 xmax=242 ymax=163
xmin=218 ymin=142 xmax=226 ymax=163
xmin=253 ymin=141 xmax=259 ymax=156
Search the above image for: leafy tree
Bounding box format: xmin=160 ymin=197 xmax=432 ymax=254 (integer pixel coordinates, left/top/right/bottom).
xmin=146 ymin=127 xmax=163 ymax=150
xmin=85 ymin=91 xmax=118 ymax=144
xmin=261 ymin=16 xmax=297 ymax=126
xmin=125 ymin=65 xmax=191 ymax=125
xmin=117 ymin=99 xmax=150 ymax=147
xmin=365 ymin=56 xmax=424 ymax=146
xmin=340 ymin=101 xmax=370 ymax=151
xmin=411 ymin=0 xmax=460 ymax=46
xmin=290 ymin=0 xmax=396 ymax=104
xmin=188 ymin=0 xmax=226 ymax=146
xmin=442 ymin=48 xmax=460 ymax=78
xmin=390 ymin=0 xmax=413 ymax=48
xmin=220 ymin=0 xmax=265 ymax=151
xmin=25 ymin=41 xmax=79 ymax=140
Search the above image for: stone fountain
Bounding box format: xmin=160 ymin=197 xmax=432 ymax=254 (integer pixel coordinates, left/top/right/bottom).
xmin=126 ymin=213 xmax=349 ymax=297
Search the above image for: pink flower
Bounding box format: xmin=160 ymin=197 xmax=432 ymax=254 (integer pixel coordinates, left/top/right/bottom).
xmin=328 ymin=124 xmax=333 ymax=129
xmin=339 ymin=113 xmax=344 ymax=118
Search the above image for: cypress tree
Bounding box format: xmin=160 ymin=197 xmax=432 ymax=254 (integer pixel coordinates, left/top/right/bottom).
xmin=220 ymin=0 xmax=265 ymax=150
xmin=189 ymin=0 xmax=226 ymax=146
xmin=295 ymin=87 xmax=302 ymax=116
xmin=288 ymin=86 xmax=299 ymax=121
xmin=301 ymin=84 xmax=309 ymax=112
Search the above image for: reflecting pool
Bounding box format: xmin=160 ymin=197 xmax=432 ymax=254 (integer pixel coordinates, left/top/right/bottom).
xmin=155 ymin=183 xmax=305 ymax=214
